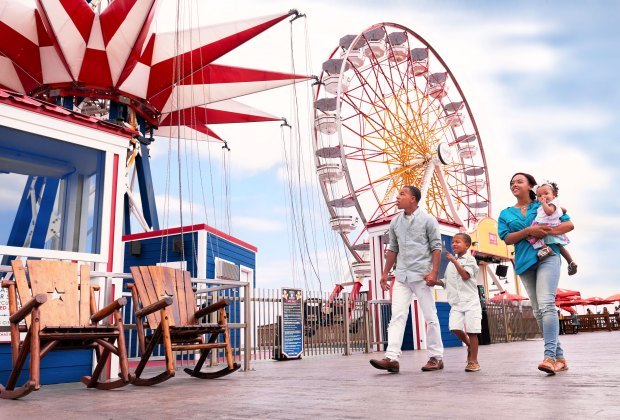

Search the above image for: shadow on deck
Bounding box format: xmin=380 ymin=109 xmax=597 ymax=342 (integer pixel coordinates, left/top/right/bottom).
xmin=1 ymin=332 xmax=619 ymax=419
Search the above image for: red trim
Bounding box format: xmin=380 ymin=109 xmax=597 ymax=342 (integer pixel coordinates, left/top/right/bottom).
xmin=107 ymin=154 xmax=119 ymax=272
xmin=0 ymin=88 xmax=138 ymax=138
xmin=413 ymin=300 xmax=421 ymax=350
xmin=105 ymin=282 xmax=116 ymax=378
xmin=122 ymin=223 xmax=258 ymax=253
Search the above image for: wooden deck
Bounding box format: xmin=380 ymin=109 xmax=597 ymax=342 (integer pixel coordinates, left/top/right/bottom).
xmin=1 ymin=331 xmax=619 ymax=419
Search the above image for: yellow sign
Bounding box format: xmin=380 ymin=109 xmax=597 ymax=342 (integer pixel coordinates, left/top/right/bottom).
xmin=469 ymin=217 xmax=513 ymax=260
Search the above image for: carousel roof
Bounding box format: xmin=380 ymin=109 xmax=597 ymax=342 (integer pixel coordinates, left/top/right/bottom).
xmin=0 ymin=0 xmax=311 ymax=141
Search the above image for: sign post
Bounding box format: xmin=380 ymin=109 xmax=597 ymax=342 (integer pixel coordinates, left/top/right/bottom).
xmin=280 ymin=288 xmax=303 ymax=359
xmin=0 ymin=286 xmax=9 ymax=342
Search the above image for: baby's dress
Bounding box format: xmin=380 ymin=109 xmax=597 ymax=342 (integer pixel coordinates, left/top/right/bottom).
xmin=528 ymin=198 xmax=570 ymax=248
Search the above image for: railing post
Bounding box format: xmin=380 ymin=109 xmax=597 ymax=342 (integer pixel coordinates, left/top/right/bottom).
xmin=244 ymin=282 xmax=252 ymax=371
xmin=343 ymin=292 xmax=351 ymax=356
xmin=364 ymin=301 xmax=371 ymax=353
xmin=502 ymin=300 xmax=510 ymax=343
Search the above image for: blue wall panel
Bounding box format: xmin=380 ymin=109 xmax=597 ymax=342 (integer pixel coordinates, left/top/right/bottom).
xmin=123 ymin=232 xmax=199 ymax=276
xmin=0 ymin=345 xmax=92 ymax=385
xmin=437 ymin=302 xmax=463 ymax=348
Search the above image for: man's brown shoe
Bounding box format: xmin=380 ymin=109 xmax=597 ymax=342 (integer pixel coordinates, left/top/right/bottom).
xmin=370 ymin=358 xmax=399 ymax=373
xmin=538 ymin=357 xmax=556 ymax=375
xmin=421 ymin=357 xmax=444 ymax=371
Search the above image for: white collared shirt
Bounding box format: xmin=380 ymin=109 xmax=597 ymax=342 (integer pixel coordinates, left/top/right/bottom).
xmin=443 ymin=252 xmax=481 ymax=308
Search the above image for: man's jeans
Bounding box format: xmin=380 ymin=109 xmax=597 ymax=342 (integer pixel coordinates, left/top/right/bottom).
xmin=519 ymin=254 xmax=564 ymax=359
xmin=385 ymin=280 xmax=444 ymax=361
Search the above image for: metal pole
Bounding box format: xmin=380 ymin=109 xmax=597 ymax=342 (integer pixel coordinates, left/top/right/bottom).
xmin=502 ymin=299 xmax=510 ymax=343
xmin=364 ymin=301 xmax=371 ymax=353
xmin=344 ymin=292 xmax=351 ymax=356
xmin=244 ymin=282 xmax=252 ymax=371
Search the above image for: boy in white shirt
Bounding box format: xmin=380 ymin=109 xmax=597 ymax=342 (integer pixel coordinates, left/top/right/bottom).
xmin=433 ymin=233 xmax=482 ymax=372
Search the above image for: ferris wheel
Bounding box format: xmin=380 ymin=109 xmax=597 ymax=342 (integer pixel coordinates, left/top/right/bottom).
xmin=313 ymin=22 xmax=491 ymax=264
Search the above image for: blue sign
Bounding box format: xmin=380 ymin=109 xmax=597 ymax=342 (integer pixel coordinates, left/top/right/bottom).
xmin=281 ymin=288 xmax=303 ymax=358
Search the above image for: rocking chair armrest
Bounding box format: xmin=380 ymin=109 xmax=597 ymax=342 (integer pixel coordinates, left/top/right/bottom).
xmin=1 ymin=279 xmax=15 ymax=288
xmin=126 ymin=283 xmax=135 ymax=289
xmin=91 ymin=297 xmax=128 ymax=323
xmin=135 ymin=297 xmax=173 ymax=319
xmin=10 ymin=294 xmax=47 ymax=323
xmin=193 ymin=298 xmax=230 ymax=320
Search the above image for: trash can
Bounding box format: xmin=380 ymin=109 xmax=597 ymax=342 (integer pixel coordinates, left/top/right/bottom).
xmin=478 ymin=286 xmax=491 ymax=345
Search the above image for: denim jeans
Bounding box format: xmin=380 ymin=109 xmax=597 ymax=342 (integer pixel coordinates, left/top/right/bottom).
xmin=519 ymin=254 xmax=564 ymax=359
xmin=385 ymin=280 xmax=444 ymax=361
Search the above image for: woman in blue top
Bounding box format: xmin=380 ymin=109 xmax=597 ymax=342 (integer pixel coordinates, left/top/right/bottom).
xmin=498 ymin=173 xmax=574 ymax=375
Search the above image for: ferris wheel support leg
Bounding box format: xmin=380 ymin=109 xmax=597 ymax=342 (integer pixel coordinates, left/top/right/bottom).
xmin=433 ymin=162 xmax=466 ymax=228
xmin=419 ymin=160 xmax=436 ymax=203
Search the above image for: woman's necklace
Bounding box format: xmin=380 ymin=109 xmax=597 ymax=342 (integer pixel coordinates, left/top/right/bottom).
xmin=516 ymin=202 xmax=530 ymax=211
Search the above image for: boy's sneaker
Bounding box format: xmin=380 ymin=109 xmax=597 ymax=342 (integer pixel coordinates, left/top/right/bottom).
xmin=567 ymin=262 xmax=578 ymax=276
xmin=465 ymin=361 xmax=481 ymax=372
xmin=537 ymin=246 xmax=556 ymax=260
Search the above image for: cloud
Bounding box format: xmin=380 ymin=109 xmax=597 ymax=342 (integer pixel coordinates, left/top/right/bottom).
xmin=0 ymin=173 xmax=26 ymax=211
xmin=232 ymin=215 xmax=286 ymax=233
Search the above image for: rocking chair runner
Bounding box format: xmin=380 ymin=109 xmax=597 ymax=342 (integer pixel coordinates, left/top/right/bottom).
xmin=0 ymin=260 xmax=132 ymax=400
xmin=128 ymin=266 xmax=240 ymax=386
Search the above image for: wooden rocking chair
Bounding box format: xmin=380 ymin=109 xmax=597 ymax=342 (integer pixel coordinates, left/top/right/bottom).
xmin=128 ymin=266 xmax=240 ymax=386
xmin=0 ymin=260 xmax=132 ymax=399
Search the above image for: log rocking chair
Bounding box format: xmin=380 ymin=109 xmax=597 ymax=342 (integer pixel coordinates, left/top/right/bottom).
xmin=0 ymin=260 xmax=132 ymax=399
xmin=128 ymin=266 xmax=240 ymax=386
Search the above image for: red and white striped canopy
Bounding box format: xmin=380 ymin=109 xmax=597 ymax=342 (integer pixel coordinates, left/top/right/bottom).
xmin=0 ymin=0 xmax=310 ymax=141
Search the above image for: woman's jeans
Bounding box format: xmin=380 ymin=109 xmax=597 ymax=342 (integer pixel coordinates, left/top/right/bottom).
xmin=519 ymin=254 xmax=563 ymax=359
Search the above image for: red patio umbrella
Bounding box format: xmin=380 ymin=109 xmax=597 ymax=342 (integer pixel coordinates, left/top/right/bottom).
xmin=560 ymin=306 xmax=577 ymax=314
xmin=556 ymin=288 xmax=581 ymax=299
xmin=586 ymin=297 xmax=615 ymax=305
xmin=605 ymin=294 xmax=620 ymax=302
xmin=557 ymin=298 xmax=590 ymax=307
xmin=489 ymin=292 xmax=528 ymax=303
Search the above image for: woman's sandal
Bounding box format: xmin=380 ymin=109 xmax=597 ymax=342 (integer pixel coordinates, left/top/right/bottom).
xmin=567 ymin=261 xmax=578 ymax=276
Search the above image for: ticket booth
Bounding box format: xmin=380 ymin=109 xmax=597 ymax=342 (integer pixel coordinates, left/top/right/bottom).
xmin=0 ymin=90 xmax=132 ymax=384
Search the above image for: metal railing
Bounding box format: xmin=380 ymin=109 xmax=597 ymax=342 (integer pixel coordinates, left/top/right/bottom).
xmin=253 ymin=289 xmax=374 ymax=358
xmin=485 ymin=301 xmax=541 ymax=343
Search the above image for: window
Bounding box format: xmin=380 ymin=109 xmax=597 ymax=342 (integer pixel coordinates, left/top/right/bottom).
xmin=0 ymin=127 xmax=104 ymax=254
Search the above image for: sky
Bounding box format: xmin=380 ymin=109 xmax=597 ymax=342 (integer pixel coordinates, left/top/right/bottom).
xmin=1 ymin=0 xmax=617 ymax=303
xmin=139 ymin=0 xmax=620 ymax=301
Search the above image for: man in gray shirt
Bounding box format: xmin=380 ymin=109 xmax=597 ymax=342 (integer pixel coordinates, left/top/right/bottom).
xmin=370 ymin=186 xmax=444 ymax=373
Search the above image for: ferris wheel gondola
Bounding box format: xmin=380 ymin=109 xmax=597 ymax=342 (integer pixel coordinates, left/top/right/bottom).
xmin=313 ymin=23 xmax=491 ymax=263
